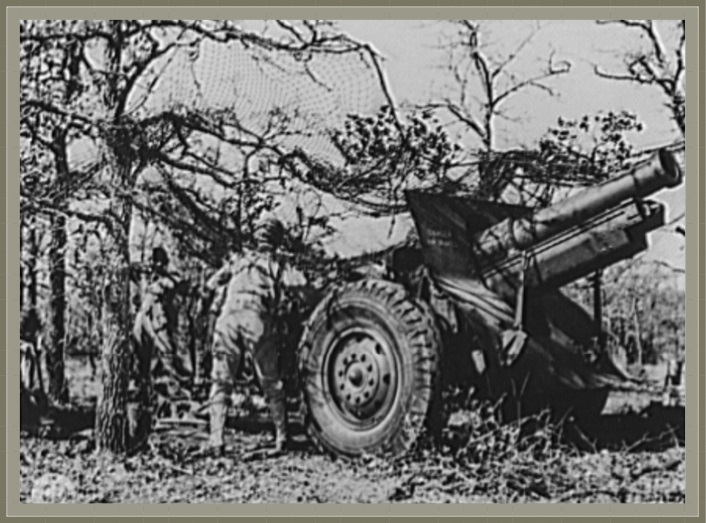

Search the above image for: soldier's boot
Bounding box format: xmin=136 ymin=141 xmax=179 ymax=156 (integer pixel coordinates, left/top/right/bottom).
xmin=206 ymin=395 xmax=228 ymax=458
xmin=270 ymin=398 xmax=289 ymax=454
xmin=239 ymin=397 xmax=288 ymax=462
xmin=262 ymin=378 xmax=289 ymax=456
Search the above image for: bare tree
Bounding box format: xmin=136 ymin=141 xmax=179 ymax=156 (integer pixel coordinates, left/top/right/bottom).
xmin=20 ymin=21 xmax=83 ymax=404
xmin=21 ymin=19 xmax=400 ymax=455
xmin=594 ymin=20 xmax=686 ymax=136
xmin=21 ymin=20 xmax=225 ymax=453
xmin=428 ymin=21 xmax=571 ymax=154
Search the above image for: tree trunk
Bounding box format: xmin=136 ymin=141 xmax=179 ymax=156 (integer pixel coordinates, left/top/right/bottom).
xmin=20 ymin=223 xmax=26 ymax=313
xmin=27 ymin=218 xmax=40 ymax=318
xmin=47 ymin=211 xmax=68 ymax=403
xmin=95 ymin=21 xmax=153 ymax=455
xmin=45 ymin=133 xmax=71 ymax=404
xmin=631 ymin=297 xmax=643 ymax=367
xmin=95 ymin=203 xmax=133 ymax=453
xmin=94 ymin=160 xmax=145 ymax=454
xmin=21 ymin=217 xmax=40 ymax=313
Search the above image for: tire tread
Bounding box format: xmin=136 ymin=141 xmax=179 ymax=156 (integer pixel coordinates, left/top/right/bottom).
xmin=299 ymin=278 xmax=441 ymax=457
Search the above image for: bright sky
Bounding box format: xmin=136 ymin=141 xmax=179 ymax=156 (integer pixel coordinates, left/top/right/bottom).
xmin=337 ymin=20 xmax=684 ymax=149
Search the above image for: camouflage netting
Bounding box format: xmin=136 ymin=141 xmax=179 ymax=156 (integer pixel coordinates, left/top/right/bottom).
xmin=136 ymin=32 xmax=387 ymax=169
xmin=120 ymin=26 xmax=402 ymax=268
xmin=21 ymin=22 xmax=396 ymax=364
xmin=121 ymin=25 xmax=395 ymax=367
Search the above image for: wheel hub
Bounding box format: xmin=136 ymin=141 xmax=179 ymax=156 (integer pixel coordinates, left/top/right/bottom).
xmin=347 ymin=365 xmax=365 ymax=388
xmin=330 ymin=330 xmax=395 ymax=421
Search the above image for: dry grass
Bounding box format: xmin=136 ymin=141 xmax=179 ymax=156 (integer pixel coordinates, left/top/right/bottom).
xmin=20 ymin=357 xmax=685 ymax=504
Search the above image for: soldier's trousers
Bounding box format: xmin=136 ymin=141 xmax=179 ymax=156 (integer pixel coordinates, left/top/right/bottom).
xmin=208 ymin=309 xmax=284 ymax=448
xmin=133 ymin=315 xmax=191 ymax=416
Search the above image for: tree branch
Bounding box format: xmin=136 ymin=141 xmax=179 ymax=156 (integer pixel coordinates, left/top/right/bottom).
xmin=491 ymin=24 xmax=540 ymax=79
xmin=425 ymin=102 xmax=487 ymax=142
xmin=493 ymin=56 xmax=571 ymax=107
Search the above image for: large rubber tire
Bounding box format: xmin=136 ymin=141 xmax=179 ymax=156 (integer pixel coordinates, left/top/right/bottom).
xmin=298 ymin=279 xmax=441 ymax=457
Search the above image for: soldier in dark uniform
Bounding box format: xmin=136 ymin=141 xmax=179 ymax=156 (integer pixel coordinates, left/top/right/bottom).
xmin=133 ymin=247 xmax=192 ymax=418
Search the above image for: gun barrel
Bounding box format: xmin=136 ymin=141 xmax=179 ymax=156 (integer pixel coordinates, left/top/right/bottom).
xmin=473 ymin=149 xmax=683 ymax=262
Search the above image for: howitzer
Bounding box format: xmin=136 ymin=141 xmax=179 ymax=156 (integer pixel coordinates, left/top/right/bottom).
xmin=408 ymin=149 xmax=682 ymax=286
xmin=474 ymin=150 xmax=683 ymax=299
xmin=473 ymin=149 xmax=682 ymax=265
xmin=297 ymin=148 xmax=683 ymax=459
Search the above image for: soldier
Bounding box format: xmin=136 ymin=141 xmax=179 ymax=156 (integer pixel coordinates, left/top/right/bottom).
xmin=20 ymin=308 xmax=48 ymax=424
xmin=20 ymin=308 xmax=44 ymax=395
xmin=133 ymin=247 xmax=192 ymax=418
xmin=662 ymin=355 xmax=685 ymax=407
xmin=203 ymin=213 xmax=308 ymax=457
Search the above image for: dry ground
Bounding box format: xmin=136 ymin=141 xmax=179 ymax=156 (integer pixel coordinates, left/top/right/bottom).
xmin=20 ymin=357 xmax=686 ymax=504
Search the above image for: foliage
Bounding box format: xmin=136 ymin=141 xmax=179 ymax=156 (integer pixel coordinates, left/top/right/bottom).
xmin=462 ymin=109 xmax=645 ymax=207
xmin=20 ymin=372 xmax=685 ymax=503
xmin=564 ymin=260 xmax=685 ymax=365
xmin=65 ymin=223 xmax=107 ymax=357
xmin=387 ymin=396 xmax=684 ymax=503
xmin=538 ymin=110 xmax=644 ymax=181
xmin=295 ymin=105 xmax=468 ymax=216
xmin=333 ymin=106 xmax=464 ymax=186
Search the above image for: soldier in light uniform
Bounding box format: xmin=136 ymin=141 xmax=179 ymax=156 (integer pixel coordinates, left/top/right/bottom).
xmin=133 ymin=247 xmax=192 ymax=418
xmin=204 ymin=214 xmax=307 ymax=457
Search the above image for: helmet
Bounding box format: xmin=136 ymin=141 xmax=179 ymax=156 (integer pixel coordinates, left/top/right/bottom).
xmin=253 ymin=213 xmax=285 ymax=248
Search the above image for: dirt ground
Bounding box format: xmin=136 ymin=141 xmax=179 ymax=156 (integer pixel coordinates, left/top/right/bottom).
xmin=20 ymin=357 xmax=686 ymax=504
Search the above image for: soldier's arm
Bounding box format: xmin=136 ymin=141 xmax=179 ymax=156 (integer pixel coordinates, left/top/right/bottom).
xmin=281 ymin=264 xmax=318 ymax=305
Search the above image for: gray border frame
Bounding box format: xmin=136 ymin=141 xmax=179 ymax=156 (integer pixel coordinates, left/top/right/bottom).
xmin=2 ymin=4 xmax=702 ymax=521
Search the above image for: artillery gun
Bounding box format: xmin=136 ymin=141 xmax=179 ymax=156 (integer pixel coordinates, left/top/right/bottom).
xmin=296 ymin=149 xmax=683 ymax=457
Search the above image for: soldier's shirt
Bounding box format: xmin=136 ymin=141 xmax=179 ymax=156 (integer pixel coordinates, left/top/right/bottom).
xmin=133 ymin=270 xmax=182 ymax=355
xmin=141 ymin=271 xmax=180 ymax=331
xmin=210 ymin=250 xmax=307 ymax=319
